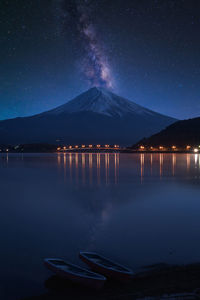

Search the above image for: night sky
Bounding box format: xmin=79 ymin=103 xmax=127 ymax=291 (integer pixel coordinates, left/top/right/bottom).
xmin=1 ymin=0 xmax=200 ymax=120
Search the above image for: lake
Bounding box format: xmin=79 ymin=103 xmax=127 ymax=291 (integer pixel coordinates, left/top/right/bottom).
xmin=1 ymin=152 xmax=200 ymax=299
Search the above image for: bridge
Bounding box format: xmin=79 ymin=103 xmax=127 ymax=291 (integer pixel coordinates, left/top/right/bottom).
xmin=56 ymin=144 xmax=121 ymax=152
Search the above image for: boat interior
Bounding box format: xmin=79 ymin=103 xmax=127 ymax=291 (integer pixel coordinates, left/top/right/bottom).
xmin=83 ymin=254 xmax=130 ymax=272
xmin=48 ymin=259 xmax=102 ymax=278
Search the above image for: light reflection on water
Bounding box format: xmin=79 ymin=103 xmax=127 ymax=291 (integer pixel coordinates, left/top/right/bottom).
xmin=3 ymin=152 xmax=200 ymax=183
xmin=1 ymin=153 xmax=200 ymax=299
xmin=41 ymin=152 xmax=200 ymax=184
xmin=2 ymin=153 xmax=200 ymax=186
xmin=54 ymin=153 xmax=120 ymax=185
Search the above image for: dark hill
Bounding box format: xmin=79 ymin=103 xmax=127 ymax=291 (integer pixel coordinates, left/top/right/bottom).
xmin=133 ymin=117 xmax=200 ymax=148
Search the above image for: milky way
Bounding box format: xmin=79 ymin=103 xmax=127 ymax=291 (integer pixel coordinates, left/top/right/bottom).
xmin=55 ymin=0 xmax=113 ymax=89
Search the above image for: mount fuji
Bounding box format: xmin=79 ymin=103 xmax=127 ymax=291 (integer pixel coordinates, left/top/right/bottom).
xmin=0 ymin=87 xmax=176 ymax=145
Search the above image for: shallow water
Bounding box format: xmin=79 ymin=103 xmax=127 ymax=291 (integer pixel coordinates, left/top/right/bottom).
xmin=1 ymin=153 xmax=200 ymax=299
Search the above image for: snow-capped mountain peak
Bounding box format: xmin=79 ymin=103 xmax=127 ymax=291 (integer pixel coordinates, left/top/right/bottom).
xmin=46 ymin=87 xmax=158 ymax=118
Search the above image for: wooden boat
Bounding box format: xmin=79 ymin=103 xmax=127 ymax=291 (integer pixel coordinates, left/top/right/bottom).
xmin=79 ymin=252 xmax=134 ymax=282
xmin=44 ymin=258 xmax=106 ymax=289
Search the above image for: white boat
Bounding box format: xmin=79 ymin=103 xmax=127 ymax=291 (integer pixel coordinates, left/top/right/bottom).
xmin=79 ymin=252 xmax=134 ymax=282
xmin=44 ymin=258 xmax=106 ymax=289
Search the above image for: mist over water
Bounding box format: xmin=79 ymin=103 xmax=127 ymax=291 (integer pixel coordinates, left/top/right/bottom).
xmin=1 ymin=153 xmax=200 ymax=299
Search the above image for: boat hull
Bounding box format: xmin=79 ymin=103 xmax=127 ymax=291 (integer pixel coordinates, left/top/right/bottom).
xmin=79 ymin=253 xmax=133 ymax=282
xmin=44 ymin=259 xmax=106 ymax=289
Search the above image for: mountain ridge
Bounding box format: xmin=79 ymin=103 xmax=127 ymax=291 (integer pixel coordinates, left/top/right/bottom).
xmin=0 ymin=87 xmax=176 ymax=145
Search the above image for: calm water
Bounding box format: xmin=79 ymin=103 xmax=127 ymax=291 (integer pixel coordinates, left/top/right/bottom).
xmin=1 ymin=153 xmax=200 ymax=299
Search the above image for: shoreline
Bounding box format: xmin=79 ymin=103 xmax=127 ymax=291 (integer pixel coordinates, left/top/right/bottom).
xmin=0 ymin=150 xmax=196 ymax=154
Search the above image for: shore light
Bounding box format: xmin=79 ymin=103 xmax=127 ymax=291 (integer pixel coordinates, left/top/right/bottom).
xmin=140 ymin=145 xmax=145 ymax=150
xmin=89 ymin=145 xmax=93 ymax=148
xmin=114 ymin=144 xmax=119 ymax=148
xmin=69 ymin=145 xmax=72 ymax=149
xmin=63 ymin=146 xmax=66 ymax=150
xmin=105 ymin=144 xmax=109 ymax=148
xmin=194 ymin=148 xmax=199 ymax=153
xmin=75 ymin=145 xmax=78 ymax=148
xmin=159 ymin=146 xmax=164 ymax=150
xmin=82 ymin=145 xmax=85 ymax=148
xmin=172 ymin=146 xmax=176 ymax=150
xmin=97 ymin=145 xmax=101 ymax=148
xmin=186 ymin=145 xmax=191 ymax=150
xmin=57 ymin=147 xmax=61 ymax=151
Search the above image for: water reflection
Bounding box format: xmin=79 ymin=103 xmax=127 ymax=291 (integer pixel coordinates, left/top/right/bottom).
xmin=114 ymin=153 xmax=118 ymax=184
xmin=82 ymin=153 xmax=86 ymax=185
xmin=57 ymin=153 xmax=61 ymax=166
xmin=140 ymin=153 xmax=144 ymax=183
xmin=97 ymin=153 xmax=101 ymax=185
xmin=1 ymin=152 xmax=200 ymax=300
xmin=75 ymin=153 xmax=79 ymax=184
xmin=150 ymin=154 xmax=153 ymax=176
xmin=53 ymin=153 xmax=200 ymax=185
xmin=172 ymin=153 xmax=176 ymax=176
xmin=105 ymin=153 xmax=109 ymax=185
xmin=159 ymin=153 xmax=163 ymax=178
xmin=195 ymin=153 xmax=198 ymax=168
xmin=63 ymin=153 xmax=66 ymax=181
xmin=55 ymin=153 xmax=120 ymax=185
xmin=187 ymin=154 xmax=190 ymax=172
xmin=2 ymin=153 xmax=200 ymax=185
xmin=89 ymin=153 xmax=93 ymax=185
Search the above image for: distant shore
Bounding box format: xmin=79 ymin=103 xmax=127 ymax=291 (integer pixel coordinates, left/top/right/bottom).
xmin=0 ymin=149 xmax=197 ymax=154
xmin=0 ymin=143 xmax=199 ymax=154
xmin=22 ymin=262 xmax=200 ymax=300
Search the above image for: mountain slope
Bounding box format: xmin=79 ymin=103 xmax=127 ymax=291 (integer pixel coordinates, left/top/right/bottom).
xmin=133 ymin=117 xmax=200 ymax=147
xmin=0 ymin=87 xmax=176 ymax=145
xmin=44 ymin=87 xmax=163 ymax=118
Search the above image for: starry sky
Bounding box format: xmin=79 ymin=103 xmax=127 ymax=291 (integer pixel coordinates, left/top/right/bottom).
xmin=1 ymin=0 xmax=200 ymax=120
